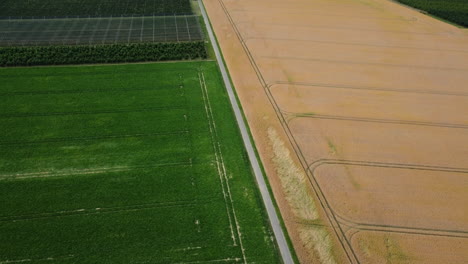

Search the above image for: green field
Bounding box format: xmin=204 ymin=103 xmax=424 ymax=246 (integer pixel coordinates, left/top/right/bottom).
xmin=397 ymin=0 xmax=468 ymax=27
xmin=0 ymin=0 xmax=192 ymax=17
xmin=0 ymin=61 xmax=281 ymax=263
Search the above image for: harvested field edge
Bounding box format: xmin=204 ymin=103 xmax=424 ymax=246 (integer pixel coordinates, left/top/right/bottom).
xmin=0 ymin=41 xmax=207 ymax=66
xmin=198 ymin=1 xmax=299 ymax=262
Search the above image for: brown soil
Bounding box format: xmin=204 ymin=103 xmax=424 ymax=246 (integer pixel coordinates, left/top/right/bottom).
xmin=203 ymin=0 xmax=468 ymax=262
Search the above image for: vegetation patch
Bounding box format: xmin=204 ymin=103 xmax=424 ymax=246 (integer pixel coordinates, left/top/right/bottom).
xmin=396 ymin=0 xmax=468 ymax=27
xmin=0 ymin=42 xmax=207 ymax=66
xmin=267 ymin=127 xmax=336 ymax=264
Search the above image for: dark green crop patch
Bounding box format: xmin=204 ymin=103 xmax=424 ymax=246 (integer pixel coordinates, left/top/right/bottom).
xmin=0 ymin=0 xmax=193 ymax=17
xmin=396 ymin=0 xmax=468 ymax=27
xmin=0 ymin=61 xmax=281 ymax=263
xmin=0 ymin=42 xmax=207 ymax=66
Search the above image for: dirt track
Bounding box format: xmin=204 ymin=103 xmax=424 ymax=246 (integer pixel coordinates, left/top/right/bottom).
xmin=203 ymin=0 xmax=468 ymax=263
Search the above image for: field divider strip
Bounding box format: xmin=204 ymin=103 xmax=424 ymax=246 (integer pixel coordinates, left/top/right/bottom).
xmin=0 ymin=161 xmax=193 ymax=180
xmin=201 ymin=71 xmax=249 ymax=254
xmin=334 ymin=214 xmax=468 ymax=238
xmin=0 ymin=130 xmax=189 ymax=146
xmin=0 ymin=197 xmax=216 ymax=222
xmin=244 ymin=36 xmax=468 ymax=54
xmin=307 ymin=159 xmax=468 ymax=174
xmin=0 ymin=106 xmax=186 ymax=118
xmin=198 ymin=72 xmax=238 ymax=247
xmin=270 ymin=81 xmax=468 ymax=97
xmin=283 ymin=111 xmax=468 ymax=129
xmin=0 ymin=86 xmax=183 ymax=96
xmin=0 ymin=254 xmax=75 ymax=264
xmin=262 ymin=55 xmax=468 ymax=72
xmin=199 ymin=1 xmax=294 ymax=263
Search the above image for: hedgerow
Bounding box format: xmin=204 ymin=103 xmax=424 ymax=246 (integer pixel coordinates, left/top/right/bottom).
xmin=0 ymin=42 xmax=207 ymax=66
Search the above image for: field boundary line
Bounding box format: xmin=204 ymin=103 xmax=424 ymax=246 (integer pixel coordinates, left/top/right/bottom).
xmin=201 ymin=71 xmax=249 ymax=259
xmin=0 ymin=161 xmax=192 ymax=180
xmin=199 ymin=1 xmax=294 ymax=263
xmin=269 ymin=81 xmax=468 ymax=97
xmin=0 ymin=86 xmax=182 ymax=96
xmin=230 ymin=9 xmax=417 ymax=21
xmin=0 ymin=130 xmax=189 ymax=146
xmin=0 ymin=106 xmax=186 ymax=118
xmin=307 ymin=159 xmax=468 ymax=239
xmin=198 ymin=72 xmax=239 ymax=248
xmin=0 ymin=198 xmax=214 ymax=222
xmin=307 ymin=159 xmax=468 ymax=174
xmin=244 ymin=37 xmax=468 ymax=54
xmin=283 ymin=111 xmax=468 ymax=129
xmin=262 ymin=55 xmax=468 ymax=72
xmin=235 ymin=21 xmax=452 ymax=36
xmin=0 ymin=254 xmax=75 ymax=264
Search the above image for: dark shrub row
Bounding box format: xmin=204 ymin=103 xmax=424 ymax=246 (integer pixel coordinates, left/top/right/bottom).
xmin=0 ymin=0 xmax=192 ymax=17
xmin=0 ymin=41 xmax=207 ymax=66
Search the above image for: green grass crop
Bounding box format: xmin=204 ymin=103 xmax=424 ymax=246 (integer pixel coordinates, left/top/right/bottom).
xmin=0 ymin=61 xmax=281 ymax=263
xmin=396 ymin=0 xmax=468 ymax=27
xmin=0 ymin=0 xmax=192 ymax=17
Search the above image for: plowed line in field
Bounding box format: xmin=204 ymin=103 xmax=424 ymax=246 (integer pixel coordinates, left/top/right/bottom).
xmin=307 ymin=159 xmax=468 ymax=174
xmin=0 ymin=130 xmax=188 ymax=146
xmin=270 ymin=81 xmax=468 ymax=97
xmin=230 ymin=10 xmax=417 ymax=21
xmin=0 ymin=199 xmax=213 ymax=222
xmin=306 ymin=159 xmax=468 ymax=239
xmin=0 ymin=86 xmax=180 ymax=96
xmin=236 ymin=22 xmax=451 ymax=36
xmin=0 ymin=106 xmax=185 ymax=118
xmin=262 ymin=55 xmax=468 ymax=72
xmin=283 ymin=112 xmax=468 ymax=129
xmin=199 ymin=72 xmax=245 ymax=256
xmin=244 ymin=37 xmax=468 ymax=53
xmin=0 ymin=254 xmax=75 ymax=263
xmin=0 ymin=161 xmax=192 ymax=180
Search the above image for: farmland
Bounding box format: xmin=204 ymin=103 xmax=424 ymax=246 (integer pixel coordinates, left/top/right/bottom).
xmin=396 ymin=0 xmax=468 ymax=27
xmin=0 ymin=0 xmax=192 ymax=17
xmin=0 ymin=61 xmax=281 ymax=263
xmin=0 ymin=15 xmax=204 ymax=46
xmin=202 ymin=0 xmax=468 ymax=263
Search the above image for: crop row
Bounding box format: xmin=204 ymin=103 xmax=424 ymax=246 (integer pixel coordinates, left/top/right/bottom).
xmin=0 ymin=41 xmax=207 ymax=66
xmin=0 ymin=0 xmax=193 ymax=18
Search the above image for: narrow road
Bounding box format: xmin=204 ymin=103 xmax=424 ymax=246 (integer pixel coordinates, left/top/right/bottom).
xmin=198 ymin=1 xmax=295 ymax=263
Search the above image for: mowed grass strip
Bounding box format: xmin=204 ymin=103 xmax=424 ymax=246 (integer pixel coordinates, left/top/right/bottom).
xmin=0 ymin=62 xmax=282 ymax=263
